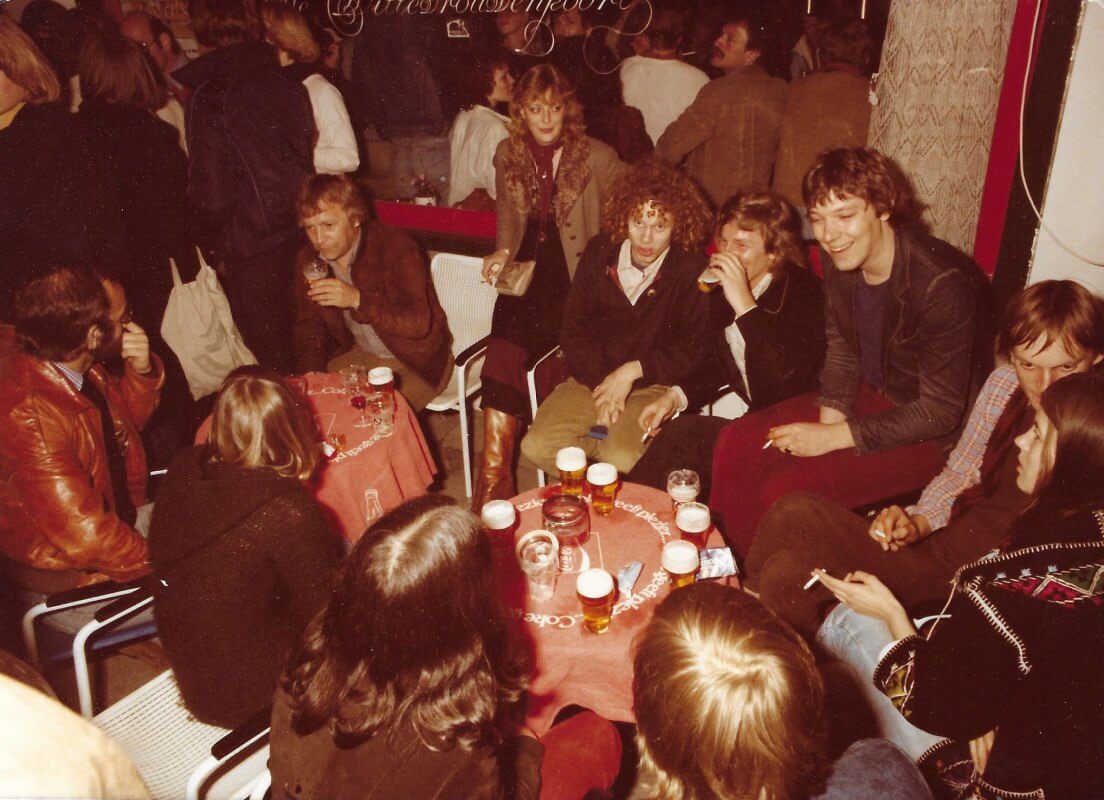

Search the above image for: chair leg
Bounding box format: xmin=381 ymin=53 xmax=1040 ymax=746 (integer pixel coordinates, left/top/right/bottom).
xmin=459 ymin=396 xmax=473 ymax=498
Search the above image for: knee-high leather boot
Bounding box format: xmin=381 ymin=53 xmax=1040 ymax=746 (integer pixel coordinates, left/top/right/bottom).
xmin=471 ymin=408 xmax=520 ymax=512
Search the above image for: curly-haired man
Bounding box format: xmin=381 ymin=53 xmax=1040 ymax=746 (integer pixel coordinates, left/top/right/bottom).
xmin=521 ymin=160 xmax=713 ymax=474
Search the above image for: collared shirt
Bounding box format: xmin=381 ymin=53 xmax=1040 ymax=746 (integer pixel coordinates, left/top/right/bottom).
xmin=615 ymin=239 xmax=670 ymax=306
xmin=52 ymin=362 xmax=86 ymax=391
xmin=671 ymin=272 xmax=774 ymax=416
xmin=324 ymin=234 xmax=395 ymax=360
xmin=908 ymin=364 xmax=1020 ymax=530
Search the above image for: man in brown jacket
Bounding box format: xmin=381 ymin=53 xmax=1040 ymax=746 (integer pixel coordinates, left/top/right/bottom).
xmin=656 ymin=12 xmax=787 ymax=207
xmin=0 ymin=266 xmax=162 ymax=597
xmin=292 ymin=174 xmax=451 ymax=410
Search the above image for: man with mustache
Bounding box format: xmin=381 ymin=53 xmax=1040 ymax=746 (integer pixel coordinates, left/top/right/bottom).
xmin=656 ymin=12 xmax=787 ymax=207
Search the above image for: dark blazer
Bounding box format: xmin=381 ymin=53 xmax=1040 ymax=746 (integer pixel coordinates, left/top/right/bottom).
xmin=176 ymin=41 xmax=315 ymax=262
xmin=817 ymin=227 xmax=992 ymax=454
xmin=680 ymin=261 xmax=825 ymax=412
xmin=560 ymin=233 xmax=712 ymax=390
xmin=291 ymin=221 xmax=451 ymax=388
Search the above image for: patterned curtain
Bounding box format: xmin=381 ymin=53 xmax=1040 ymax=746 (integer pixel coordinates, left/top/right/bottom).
xmin=869 ymin=0 xmax=1018 ymax=251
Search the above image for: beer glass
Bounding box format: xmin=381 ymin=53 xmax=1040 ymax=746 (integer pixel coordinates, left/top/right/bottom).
xmin=368 ymin=366 xmax=394 ymax=395
xmin=516 ymin=530 xmax=559 ymax=602
xmin=303 ymin=258 xmax=330 ymax=284
xmin=697 ymin=268 xmax=721 ymax=292
xmin=586 ymin=463 xmax=620 ymax=516
xmin=556 ymin=446 xmax=587 ymax=497
xmin=576 ymin=568 xmax=615 ymax=634
xmin=662 ymin=540 xmax=699 ymax=589
xmin=542 ymin=495 xmax=590 ymax=571
xmin=366 ymin=389 xmax=395 ymax=437
xmin=675 ymin=502 xmax=712 ymax=548
xmin=666 ymin=469 xmax=700 ymax=511
xmin=481 ymin=500 xmax=518 ymax=540
xmin=341 ymin=366 xmax=371 ymax=429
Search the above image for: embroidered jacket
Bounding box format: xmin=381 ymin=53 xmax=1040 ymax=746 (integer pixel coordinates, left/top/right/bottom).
xmin=874 ymin=508 xmax=1104 ymax=799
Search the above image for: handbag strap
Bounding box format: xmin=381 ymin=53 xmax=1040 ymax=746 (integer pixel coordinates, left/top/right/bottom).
xmin=169 ymin=258 xmax=183 ymax=287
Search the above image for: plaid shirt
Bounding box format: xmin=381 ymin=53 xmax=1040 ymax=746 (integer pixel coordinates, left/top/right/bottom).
xmin=908 ymin=365 xmax=1020 ymax=530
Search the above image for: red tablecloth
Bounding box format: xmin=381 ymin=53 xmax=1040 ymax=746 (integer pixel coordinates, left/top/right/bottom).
xmin=197 ymin=372 xmax=436 ymax=543
xmin=492 ymin=483 xmax=729 ymax=734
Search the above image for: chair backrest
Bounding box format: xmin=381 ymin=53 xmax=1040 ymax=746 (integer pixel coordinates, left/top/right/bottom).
xmin=94 ymin=671 xmax=265 ymax=800
xmin=429 ymin=252 xmax=498 ymax=358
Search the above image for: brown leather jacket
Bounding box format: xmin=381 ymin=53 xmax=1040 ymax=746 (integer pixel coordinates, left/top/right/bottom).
xmin=291 ymin=221 xmax=451 ymax=389
xmin=0 ymin=330 xmax=162 ymax=587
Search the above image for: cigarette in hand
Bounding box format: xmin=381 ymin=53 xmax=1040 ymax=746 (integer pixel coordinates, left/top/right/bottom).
xmin=872 ymin=527 xmax=887 ymax=540
xmin=803 ymin=572 xmax=823 ymax=591
xmin=762 ymin=439 xmax=774 ymax=450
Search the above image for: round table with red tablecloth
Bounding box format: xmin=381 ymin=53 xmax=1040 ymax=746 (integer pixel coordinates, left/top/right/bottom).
xmin=491 ymin=483 xmax=733 ymax=734
xmin=197 ymin=371 xmax=436 ymax=544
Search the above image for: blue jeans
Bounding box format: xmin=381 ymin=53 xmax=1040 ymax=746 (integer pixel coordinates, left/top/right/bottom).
xmin=816 ymin=604 xmax=944 ymax=761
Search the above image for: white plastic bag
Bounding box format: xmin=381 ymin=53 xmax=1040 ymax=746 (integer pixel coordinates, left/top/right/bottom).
xmin=161 ymin=251 xmax=257 ymax=399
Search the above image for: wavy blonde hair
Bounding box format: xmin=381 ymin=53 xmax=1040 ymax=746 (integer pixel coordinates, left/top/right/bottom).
xmin=498 ymin=64 xmax=589 ymax=219
xmin=207 ymin=366 xmax=319 ymax=481
xmin=715 ymin=190 xmax=807 ymax=275
xmin=633 ymin=583 xmax=830 ymax=800
xmin=0 ymin=12 xmax=60 ymax=105
xmin=261 ymin=2 xmax=320 ymax=64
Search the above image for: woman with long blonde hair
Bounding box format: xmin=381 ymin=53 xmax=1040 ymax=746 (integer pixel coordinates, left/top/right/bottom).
xmin=472 ymin=63 xmax=624 ymax=509
xmin=149 ymin=366 xmax=343 ymax=729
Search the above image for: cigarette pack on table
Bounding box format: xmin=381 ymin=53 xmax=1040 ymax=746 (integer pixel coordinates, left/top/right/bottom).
xmin=697 ymin=547 xmax=738 ymax=580
xmin=616 ymin=561 xmax=643 ymax=596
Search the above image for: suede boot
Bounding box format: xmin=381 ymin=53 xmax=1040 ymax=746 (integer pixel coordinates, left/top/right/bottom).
xmin=471 ymin=408 xmax=520 ymax=512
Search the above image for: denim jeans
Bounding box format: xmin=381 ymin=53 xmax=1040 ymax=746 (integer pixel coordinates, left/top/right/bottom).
xmin=817 ymin=604 xmax=944 ymax=761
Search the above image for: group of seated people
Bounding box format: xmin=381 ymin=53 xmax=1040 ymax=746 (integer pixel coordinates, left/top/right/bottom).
xmin=2 ymin=3 xmax=1103 ymax=799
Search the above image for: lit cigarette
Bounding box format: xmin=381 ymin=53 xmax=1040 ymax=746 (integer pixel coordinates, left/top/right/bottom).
xmin=641 ymin=427 xmax=654 ymax=443
xmin=872 ymin=527 xmax=887 ymax=540
xmin=803 ymin=572 xmax=822 ymax=591
xmin=762 ymin=439 xmax=773 ymax=450
xmin=149 ymin=469 xmax=168 ymax=476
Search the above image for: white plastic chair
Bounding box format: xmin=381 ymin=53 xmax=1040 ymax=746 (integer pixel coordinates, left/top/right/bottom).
xmin=22 ymin=579 xmax=157 ymax=717
xmin=94 ymin=669 xmax=270 ymax=800
xmin=425 ymin=252 xmax=499 ymax=497
xmin=526 ymin=344 xmax=563 ymax=488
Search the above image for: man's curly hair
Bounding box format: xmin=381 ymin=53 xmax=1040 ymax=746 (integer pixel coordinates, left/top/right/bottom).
xmin=601 ymin=160 xmax=712 ymax=251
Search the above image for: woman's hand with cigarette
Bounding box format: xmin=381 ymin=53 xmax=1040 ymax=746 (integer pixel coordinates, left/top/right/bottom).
xmin=869 ymin=506 xmax=931 ymax=552
xmin=815 ymin=570 xmax=915 ymax=639
xmin=637 ymin=388 xmax=681 ymax=440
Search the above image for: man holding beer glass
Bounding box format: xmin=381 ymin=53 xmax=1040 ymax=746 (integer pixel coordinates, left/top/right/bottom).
xmin=627 ymin=190 xmax=826 ymax=499
xmin=521 ymin=160 xmax=713 ymax=474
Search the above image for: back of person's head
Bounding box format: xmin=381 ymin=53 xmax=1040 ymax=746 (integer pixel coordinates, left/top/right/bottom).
xmin=601 ymin=158 xmax=712 ymax=251
xmin=78 ymin=27 xmax=163 ymax=109
xmin=508 ymin=63 xmax=584 ymax=142
xmin=1031 ymin=371 xmax=1104 ymax=517
xmin=260 ymin=2 xmax=319 ymax=64
xmin=282 ymin=495 xmax=527 ymax=750
xmin=816 ymin=15 xmax=872 ymax=72
xmin=716 ymin=191 xmax=806 ymax=272
xmin=456 ymin=50 xmax=509 ymax=109
xmin=297 ymin=173 xmax=371 ymax=225
xmin=633 ymin=583 xmax=829 ymax=800
xmin=0 ymin=12 xmax=60 ymax=104
xmin=187 ymin=0 xmax=259 ymax=49
xmin=802 ymin=147 xmax=919 ymax=227
xmin=11 ymin=265 xmax=109 ymax=362
xmin=996 ymin=280 xmax=1104 ymax=362
xmin=206 ymin=366 xmax=319 ymax=481
xmin=643 ymin=7 xmax=690 ymax=54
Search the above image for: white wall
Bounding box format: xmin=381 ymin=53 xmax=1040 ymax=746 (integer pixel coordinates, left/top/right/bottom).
xmin=1028 ymin=1 xmax=1104 ymax=294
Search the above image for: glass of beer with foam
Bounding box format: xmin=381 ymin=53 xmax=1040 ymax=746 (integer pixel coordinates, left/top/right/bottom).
xmin=576 ymin=568 xmax=615 ymax=633
xmin=662 ymin=540 xmax=699 ymax=589
xmin=556 ymin=446 xmax=587 ymax=497
xmin=675 ymin=502 xmax=712 ymax=548
xmin=586 ymin=462 xmax=620 ymax=516
xmin=481 ymin=500 xmax=518 ymax=540
xmin=666 ymin=469 xmax=700 ymax=512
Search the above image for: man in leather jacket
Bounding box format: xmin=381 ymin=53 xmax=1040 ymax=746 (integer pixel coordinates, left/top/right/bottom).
xmin=0 ymin=266 xmax=162 ymax=596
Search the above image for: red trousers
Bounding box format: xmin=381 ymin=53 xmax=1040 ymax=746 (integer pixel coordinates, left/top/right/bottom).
xmin=539 ymin=710 xmax=622 ymax=800
xmin=708 ymin=386 xmax=946 ymax=558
